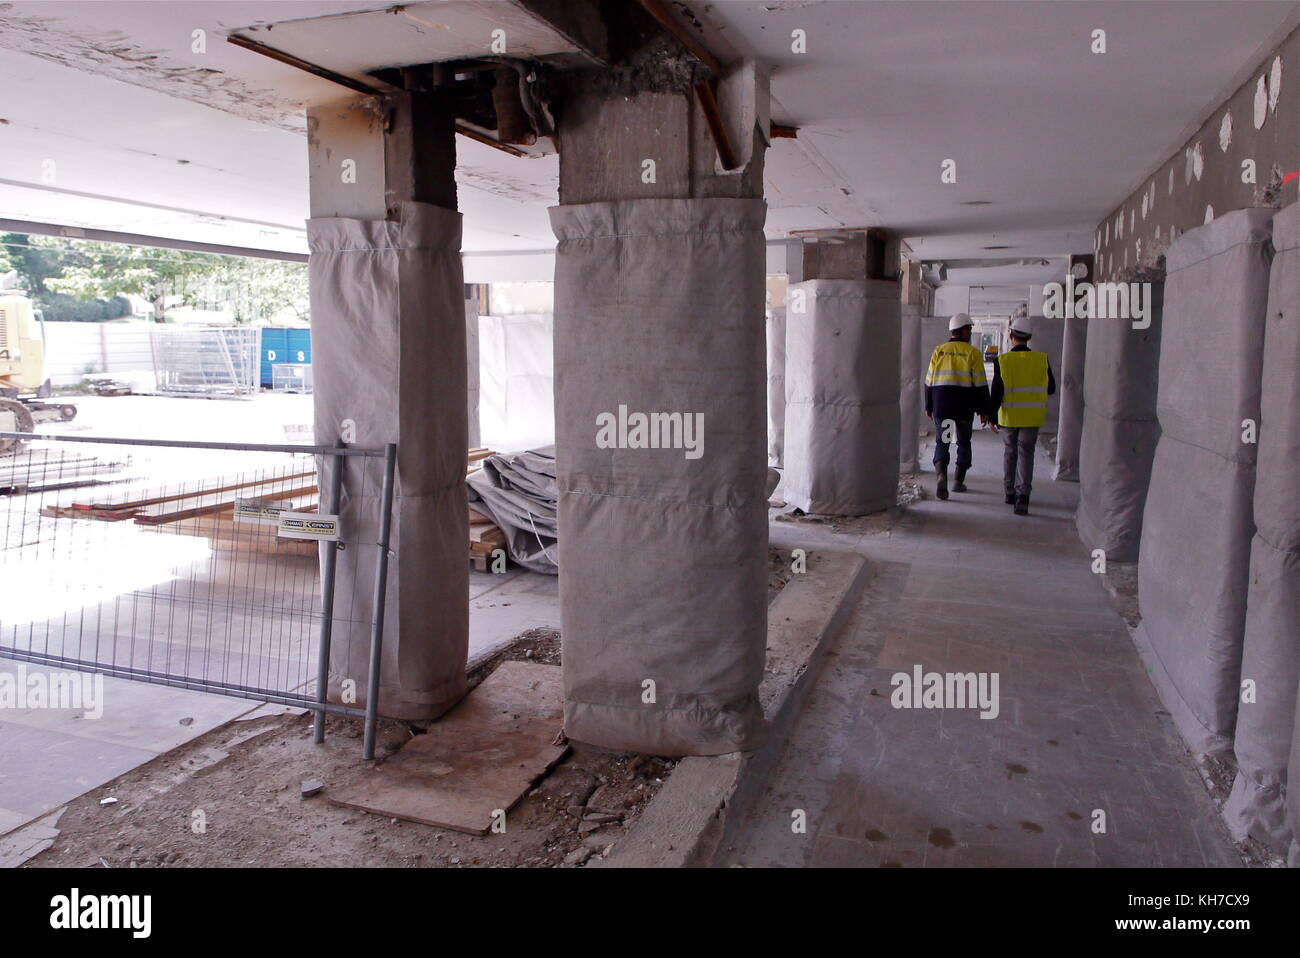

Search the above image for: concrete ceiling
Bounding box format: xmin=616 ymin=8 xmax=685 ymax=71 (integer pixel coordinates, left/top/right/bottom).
xmin=710 ymin=0 xmax=1298 ymax=260
xmin=0 ymin=1 xmax=1295 ymax=271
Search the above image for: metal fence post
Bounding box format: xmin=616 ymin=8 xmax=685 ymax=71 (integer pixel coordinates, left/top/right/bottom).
xmin=313 ymin=439 xmax=347 ymax=745
xmin=362 ymin=442 xmax=397 ymax=761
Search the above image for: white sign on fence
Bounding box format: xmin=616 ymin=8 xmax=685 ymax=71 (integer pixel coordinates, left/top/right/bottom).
xmin=277 ymin=512 xmax=341 ymax=541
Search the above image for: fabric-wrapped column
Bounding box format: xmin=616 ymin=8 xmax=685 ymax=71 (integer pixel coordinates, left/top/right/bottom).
xmin=1028 ymin=314 xmax=1064 ymax=434
xmin=1074 ymin=284 xmax=1163 ymax=561
xmin=1133 ymin=208 xmax=1273 ymax=755
xmin=767 ymin=306 xmax=786 ymax=467
xmin=309 ymin=202 xmax=469 ymax=720
xmin=899 ymin=303 xmax=922 ymax=473
xmin=1052 ymin=314 xmax=1088 ymax=479
xmin=784 ymin=279 xmax=901 ymax=514
xmin=1224 ymin=201 xmax=1299 ymax=855
xmin=550 ymin=198 xmax=768 ymax=756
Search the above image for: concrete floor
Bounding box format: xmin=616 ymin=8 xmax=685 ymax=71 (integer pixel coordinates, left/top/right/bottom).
xmin=720 ymin=430 xmax=1242 ymax=868
xmin=2 ymin=393 xmax=560 ymax=849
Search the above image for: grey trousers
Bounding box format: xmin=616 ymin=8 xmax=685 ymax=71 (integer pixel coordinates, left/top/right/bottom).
xmin=1002 ymin=426 xmax=1039 ymax=498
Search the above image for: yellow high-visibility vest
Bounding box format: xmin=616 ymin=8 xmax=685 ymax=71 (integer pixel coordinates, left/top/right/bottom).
xmin=996 ymin=350 xmax=1049 ymax=428
xmin=925 ymin=340 xmax=987 ymax=389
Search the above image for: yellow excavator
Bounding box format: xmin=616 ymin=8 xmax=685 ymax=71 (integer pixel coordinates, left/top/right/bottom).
xmin=1 ymin=283 xmax=78 ymax=454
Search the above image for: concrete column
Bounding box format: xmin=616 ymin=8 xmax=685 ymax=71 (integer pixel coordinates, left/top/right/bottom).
xmin=899 ymin=302 xmax=922 ymax=473
xmin=1030 ymin=314 xmax=1064 ymax=434
xmin=551 ymin=68 xmax=771 ymax=755
xmin=307 ymin=92 xmax=468 ymax=720
xmin=1074 ymin=281 xmax=1163 ymax=561
xmin=1053 ymin=256 xmax=1093 ymax=480
xmin=784 ymin=231 xmax=901 ymax=514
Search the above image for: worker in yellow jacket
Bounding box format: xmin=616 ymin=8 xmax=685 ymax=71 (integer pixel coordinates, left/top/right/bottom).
xmin=924 ymin=313 xmax=992 ymax=500
xmin=989 ymin=317 xmax=1056 ymax=515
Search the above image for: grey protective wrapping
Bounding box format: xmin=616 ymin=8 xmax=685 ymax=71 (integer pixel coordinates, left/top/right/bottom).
xmin=1224 ymin=202 xmax=1299 ymax=855
xmin=767 ymin=306 xmax=786 ymax=467
xmin=784 ymin=279 xmax=901 ymax=514
xmin=899 ymin=303 xmax=922 ymax=472
xmin=1074 ymin=284 xmax=1164 ymax=561
xmin=1052 ymin=315 xmax=1087 ymax=479
xmin=1134 ymin=208 xmax=1273 ymax=755
xmin=1292 ymin=686 xmax=1300 ymax=867
xmin=309 ymin=202 xmax=468 ymax=720
xmin=1029 ymin=314 xmax=1064 ymax=434
xmin=466 ymin=446 xmax=558 ymax=574
xmin=550 ymin=198 xmax=768 ymax=756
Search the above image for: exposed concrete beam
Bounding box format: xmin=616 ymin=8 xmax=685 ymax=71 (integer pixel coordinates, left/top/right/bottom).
xmin=307 ymin=91 xmax=458 ymax=220
xmin=505 ymin=0 xmax=611 ymax=66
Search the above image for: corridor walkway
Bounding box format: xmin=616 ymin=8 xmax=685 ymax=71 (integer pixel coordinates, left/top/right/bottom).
xmin=723 ymin=431 xmax=1242 ymax=867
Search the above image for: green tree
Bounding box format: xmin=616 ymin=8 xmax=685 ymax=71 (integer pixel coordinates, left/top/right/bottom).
xmin=43 ymin=240 xmax=221 ymax=322
xmin=212 ymin=258 xmax=309 ymax=324
xmin=0 ymin=233 xmax=69 ymax=293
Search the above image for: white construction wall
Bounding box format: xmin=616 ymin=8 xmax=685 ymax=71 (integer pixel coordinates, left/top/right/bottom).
xmin=477 ymin=312 xmax=555 ymax=452
xmin=41 ymin=321 xmax=155 ymax=387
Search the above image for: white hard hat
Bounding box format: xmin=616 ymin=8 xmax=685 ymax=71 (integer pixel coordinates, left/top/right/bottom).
xmin=1010 ymin=316 xmax=1034 ymax=338
xmin=948 ymin=312 xmax=973 ymax=331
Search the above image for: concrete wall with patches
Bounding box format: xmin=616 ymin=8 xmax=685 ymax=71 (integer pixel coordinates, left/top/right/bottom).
xmin=1096 ymin=27 xmax=1298 ymax=278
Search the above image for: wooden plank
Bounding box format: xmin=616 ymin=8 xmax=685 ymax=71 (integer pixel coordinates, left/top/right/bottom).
xmin=327 ymin=662 xmax=567 ymax=835
xmin=75 ymin=470 xmax=315 ymax=512
xmin=133 ymin=484 xmax=318 ymax=525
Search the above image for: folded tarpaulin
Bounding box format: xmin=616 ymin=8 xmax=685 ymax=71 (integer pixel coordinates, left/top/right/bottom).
xmin=467 ymin=446 xmax=559 ymax=574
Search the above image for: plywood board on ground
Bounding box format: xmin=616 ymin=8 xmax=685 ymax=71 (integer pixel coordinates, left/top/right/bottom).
xmin=327 ymin=661 xmax=566 ymax=834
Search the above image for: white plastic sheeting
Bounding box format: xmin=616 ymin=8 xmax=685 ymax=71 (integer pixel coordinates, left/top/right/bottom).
xmin=466 ymin=298 xmax=480 ymax=449
xmin=1074 ymin=285 xmax=1163 ymax=562
xmin=899 ymin=303 xmax=922 ymax=473
xmin=784 ymin=279 xmax=901 ymax=514
xmin=478 ymin=312 xmax=555 ymax=452
xmin=309 ymin=202 xmax=468 ymax=720
xmin=1052 ymin=315 xmax=1087 ymax=479
xmin=1224 ymin=202 xmax=1299 ymax=856
xmin=1134 ymin=208 xmax=1273 ymax=755
xmin=767 ymin=306 xmax=786 ymax=467
xmin=551 ymin=198 xmax=768 ymax=756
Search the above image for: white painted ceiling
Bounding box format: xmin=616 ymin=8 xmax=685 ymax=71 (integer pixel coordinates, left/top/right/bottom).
xmin=0 ymin=0 xmax=1295 ymax=274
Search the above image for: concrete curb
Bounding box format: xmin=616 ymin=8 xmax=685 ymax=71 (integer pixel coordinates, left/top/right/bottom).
xmin=594 ymin=550 xmax=873 ymax=868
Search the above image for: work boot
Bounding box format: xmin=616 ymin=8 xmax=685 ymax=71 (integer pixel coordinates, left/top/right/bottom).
xmin=936 ymin=467 xmax=949 ymax=500
xmin=1005 ymin=492 xmax=1015 ymax=504
xmin=1014 ymin=495 xmax=1029 ymax=515
xmin=953 ymin=466 xmax=968 ymax=493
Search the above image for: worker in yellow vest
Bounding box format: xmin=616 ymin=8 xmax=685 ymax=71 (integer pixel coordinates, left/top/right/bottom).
xmin=924 ymin=313 xmax=992 ymax=500
xmin=990 ymin=317 xmax=1055 ymax=515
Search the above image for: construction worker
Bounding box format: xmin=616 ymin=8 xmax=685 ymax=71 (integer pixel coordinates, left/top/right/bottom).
xmin=989 ymin=316 xmax=1056 ymax=515
xmin=924 ymin=313 xmax=991 ymax=500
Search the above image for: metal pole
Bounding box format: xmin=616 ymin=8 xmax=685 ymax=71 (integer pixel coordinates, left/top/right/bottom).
xmin=362 ymin=443 xmax=397 ymax=761
xmin=0 ymin=431 xmax=383 ymax=457
xmin=313 ymin=439 xmax=347 ymax=745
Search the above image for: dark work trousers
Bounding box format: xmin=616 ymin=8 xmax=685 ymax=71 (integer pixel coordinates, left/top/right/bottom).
xmin=932 ymin=416 xmax=974 ymax=470
xmin=1002 ymin=426 xmax=1039 ymax=497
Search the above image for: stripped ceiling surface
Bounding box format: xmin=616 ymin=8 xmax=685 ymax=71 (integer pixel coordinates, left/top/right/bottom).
xmin=0 ymin=0 xmax=1295 ymax=281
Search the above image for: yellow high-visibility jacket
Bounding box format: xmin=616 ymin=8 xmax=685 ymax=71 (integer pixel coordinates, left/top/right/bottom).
xmin=995 ymin=350 xmax=1050 ymax=428
xmin=925 ymin=339 xmax=989 ymax=421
